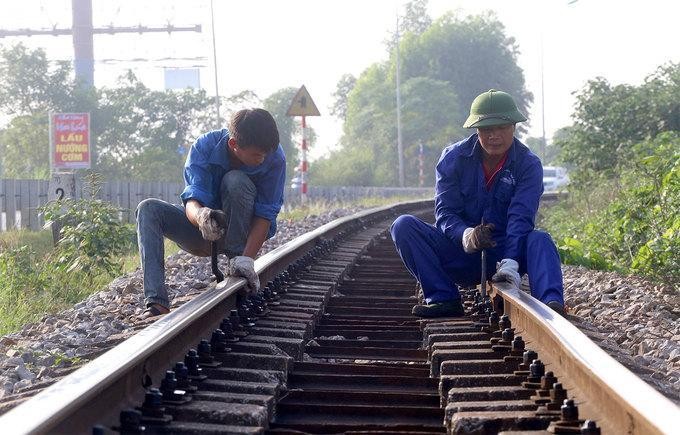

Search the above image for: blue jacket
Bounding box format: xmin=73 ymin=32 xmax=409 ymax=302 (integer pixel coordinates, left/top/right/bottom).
xmin=434 ymin=133 xmax=543 ymax=261
xmin=180 ymin=129 xmax=286 ymax=238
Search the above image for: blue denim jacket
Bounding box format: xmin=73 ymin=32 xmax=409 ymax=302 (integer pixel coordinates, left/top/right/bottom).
xmin=434 ymin=133 xmax=543 ymax=260
xmin=180 ymin=129 xmax=286 ymax=238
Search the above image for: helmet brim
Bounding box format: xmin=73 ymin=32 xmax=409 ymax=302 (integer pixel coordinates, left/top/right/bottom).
xmin=463 ymin=110 xmax=527 ymax=129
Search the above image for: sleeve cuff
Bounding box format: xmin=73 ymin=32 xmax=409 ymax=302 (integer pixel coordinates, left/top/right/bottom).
xmin=462 ymin=227 xmax=476 ymax=253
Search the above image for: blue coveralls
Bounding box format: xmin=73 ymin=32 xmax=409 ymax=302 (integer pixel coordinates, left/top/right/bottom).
xmin=391 ymin=134 xmax=564 ymax=306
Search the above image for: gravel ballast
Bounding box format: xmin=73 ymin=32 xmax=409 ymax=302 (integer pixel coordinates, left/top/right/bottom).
xmin=0 ymin=206 xmax=677 ymax=412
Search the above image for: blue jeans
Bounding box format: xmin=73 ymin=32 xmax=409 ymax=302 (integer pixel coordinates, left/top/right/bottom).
xmin=390 ymin=215 xmax=564 ymax=305
xmin=136 ymin=170 xmax=256 ymax=309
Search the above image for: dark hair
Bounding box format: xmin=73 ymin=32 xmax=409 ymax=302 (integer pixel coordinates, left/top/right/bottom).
xmin=228 ymin=108 xmax=279 ymax=153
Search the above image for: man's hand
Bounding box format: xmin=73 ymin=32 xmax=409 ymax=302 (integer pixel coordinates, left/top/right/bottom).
xmin=195 ymin=207 xmax=227 ymax=241
xmin=227 ymin=256 xmax=260 ymax=294
xmin=462 ymin=222 xmax=496 ymax=253
xmin=492 ymin=258 xmax=521 ymax=288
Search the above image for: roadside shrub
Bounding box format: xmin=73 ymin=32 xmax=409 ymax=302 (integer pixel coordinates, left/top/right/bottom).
xmin=542 ymin=132 xmax=680 ymax=281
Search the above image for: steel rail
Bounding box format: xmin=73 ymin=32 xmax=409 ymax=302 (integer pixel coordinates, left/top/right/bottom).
xmin=0 ymin=200 xmax=429 ymax=434
xmin=489 ymin=281 xmax=679 ymax=434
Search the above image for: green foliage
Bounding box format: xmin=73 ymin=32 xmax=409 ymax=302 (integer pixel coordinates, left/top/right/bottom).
xmin=542 ymin=133 xmax=680 ymax=281
xmin=0 ymin=114 xmax=50 ymax=178
xmin=554 ymin=62 xmax=679 ymax=182
xmin=263 ymin=87 xmax=301 ymax=181
xmin=0 ymin=245 xmax=52 ymax=333
xmin=41 ymin=173 xmax=136 ymax=280
xmin=330 ymin=74 xmax=356 ymax=120
xmin=314 ymin=10 xmax=531 ymax=187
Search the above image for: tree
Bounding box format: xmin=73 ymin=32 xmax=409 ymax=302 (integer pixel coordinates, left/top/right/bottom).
xmin=95 ymin=72 xmax=214 ymax=181
xmin=555 ymin=62 xmax=679 ymax=178
xmin=315 ymin=11 xmax=530 ymax=186
xmin=330 ymin=74 xmax=356 ymax=120
xmin=399 ymin=12 xmax=532 ymax=130
xmin=0 ymin=114 xmax=50 ymax=178
xmin=0 ymin=44 xmax=97 ymax=178
xmin=402 ymin=0 xmax=432 ymax=35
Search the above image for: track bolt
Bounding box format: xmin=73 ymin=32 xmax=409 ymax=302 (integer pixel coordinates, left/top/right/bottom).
xmin=540 ymin=371 xmax=558 ymax=390
xmin=140 ymin=388 xmax=165 ymax=418
xmin=210 ymin=329 xmax=230 ymax=354
xmin=118 ymin=409 xmax=145 ymax=433
xmin=184 ymin=350 xmax=199 ymax=374
xmin=499 ymin=314 xmax=511 ymax=331
xmin=511 ymin=336 xmax=525 ymax=354
xmin=580 ymin=420 xmax=601 ymax=434
xmin=197 ymin=339 xmax=214 ymax=364
xmin=501 ymin=328 xmax=514 ymax=344
xmin=219 ymin=318 xmax=239 ymax=343
xmin=173 ymin=362 xmax=196 ymax=392
xmin=184 ymin=350 xmax=206 ymax=380
xmin=561 ymin=399 xmax=579 ymax=422
xmin=547 ymin=382 xmax=568 ymax=410
xmin=160 ymin=371 xmax=185 ymax=402
xmin=488 ymin=311 xmax=500 ymax=331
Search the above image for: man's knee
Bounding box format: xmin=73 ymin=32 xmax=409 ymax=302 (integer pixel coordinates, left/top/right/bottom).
xmin=221 ymin=170 xmax=256 ymax=198
xmin=136 ymin=198 xmax=165 ymax=219
xmin=390 ymin=214 xmax=420 ymax=241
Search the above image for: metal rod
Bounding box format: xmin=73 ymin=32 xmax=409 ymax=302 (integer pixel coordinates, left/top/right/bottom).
xmin=211 ymin=241 xmax=224 ymax=282
xmin=480 ymin=249 xmax=487 ymax=297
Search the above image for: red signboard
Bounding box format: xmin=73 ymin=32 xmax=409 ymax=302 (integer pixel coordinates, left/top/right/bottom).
xmin=50 ymin=113 xmax=91 ymax=170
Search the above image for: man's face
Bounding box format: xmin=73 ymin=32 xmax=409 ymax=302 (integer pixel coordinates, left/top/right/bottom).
xmin=476 ymin=124 xmax=515 ymax=158
xmin=228 ymin=138 xmax=268 ymax=166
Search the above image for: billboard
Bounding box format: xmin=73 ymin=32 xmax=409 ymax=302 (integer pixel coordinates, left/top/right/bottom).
xmin=50 ymin=113 xmax=91 ymax=170
xmin=164 ymin=68 xmax=200 ymax=90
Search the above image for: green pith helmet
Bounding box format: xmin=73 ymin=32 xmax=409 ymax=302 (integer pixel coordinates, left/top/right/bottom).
xmin=463 ymin=89 xmax=527 ymax=128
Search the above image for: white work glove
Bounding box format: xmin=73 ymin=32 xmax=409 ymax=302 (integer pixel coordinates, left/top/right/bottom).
xmin=462 ymin=223 xmax=496 ymax=253
xmin=227 ymin=256 xmax=260 ymax=294
xmin=492 ymin=258 xmax=521 ymax=288
xmin=195 ymin=207 xmax=226 ymax=241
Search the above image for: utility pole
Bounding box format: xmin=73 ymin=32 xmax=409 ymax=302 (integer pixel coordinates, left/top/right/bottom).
xmin=210 ymin=0 xmax=221 ymax=128
xmin=0 ymin=0 xmax=202 ymax=87
xmin=395 ymin=14 xmax=404 ymax=187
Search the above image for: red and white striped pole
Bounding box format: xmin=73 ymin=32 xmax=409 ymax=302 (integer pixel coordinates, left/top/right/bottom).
xmin=301 ymin=115 xmax=308 ymax=203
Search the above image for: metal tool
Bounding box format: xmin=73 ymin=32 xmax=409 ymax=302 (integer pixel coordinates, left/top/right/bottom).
xmin=480 ymin=249 xmax=487 ymax=297
xmin=211 ymin=241 xmax=224 ymax=282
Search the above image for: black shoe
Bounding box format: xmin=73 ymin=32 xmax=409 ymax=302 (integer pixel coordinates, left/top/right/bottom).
xmin=547 ymin=301 xmax=566 ymax=317
xmin=412 ymin=299 xmax=465 ymax=318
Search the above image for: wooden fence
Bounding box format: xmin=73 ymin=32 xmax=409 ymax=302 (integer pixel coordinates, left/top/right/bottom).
xmin=0 ymin=178 xmax=433 ymax=232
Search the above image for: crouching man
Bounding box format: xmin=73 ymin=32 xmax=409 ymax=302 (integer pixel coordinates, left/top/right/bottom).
xmin=391 ymin=90 xmax=564 ymax=318
xmin=136 ymin=108 xmax=285 ymax=318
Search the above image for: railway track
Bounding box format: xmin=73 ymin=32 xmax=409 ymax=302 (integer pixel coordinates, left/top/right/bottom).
xmin=0 ymin=200 xmax=677 ymax=434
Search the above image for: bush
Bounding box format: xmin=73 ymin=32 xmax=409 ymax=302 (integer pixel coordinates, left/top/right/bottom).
xmin=541 ymin=132 xmax=680 ymax=281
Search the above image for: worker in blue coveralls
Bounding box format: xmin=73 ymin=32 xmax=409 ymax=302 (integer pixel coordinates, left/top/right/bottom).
xmin=391 ymin=89 xmax=565 ymax=318
xmin=136 ymin=108 xmax=285 ymax=319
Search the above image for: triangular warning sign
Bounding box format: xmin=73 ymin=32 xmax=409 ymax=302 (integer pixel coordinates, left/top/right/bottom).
xmin=286 ymin=85 xmax=321 ymax=116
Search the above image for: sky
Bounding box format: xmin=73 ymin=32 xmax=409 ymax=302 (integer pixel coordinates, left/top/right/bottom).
xmin=1 ymin=0 xmax=678 ymax=160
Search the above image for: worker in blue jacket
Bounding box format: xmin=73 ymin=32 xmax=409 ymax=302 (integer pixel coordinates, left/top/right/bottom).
xmin=391 ymin=90 xmax=564 ymax=318
xmin=136 ymin=108 xmax=285 ymax=318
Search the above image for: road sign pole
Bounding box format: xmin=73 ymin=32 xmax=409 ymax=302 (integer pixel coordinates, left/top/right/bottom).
xmin=301 ymin=115 xmax=308 ymax=204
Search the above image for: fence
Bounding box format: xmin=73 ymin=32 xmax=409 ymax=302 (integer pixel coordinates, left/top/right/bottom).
xmin=0 ymin=178 xmax=433 ymax=232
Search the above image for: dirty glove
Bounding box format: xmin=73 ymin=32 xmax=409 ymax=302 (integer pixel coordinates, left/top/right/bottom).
xmin=462 ymin=223 xmax=496 ymax=253
xmin=492 ymin=259 xmax=521 ymax=288
xmin=227 ymin=256 xmax=260 ymax=294
xmin=196 ymin=207 xmax=227 ymax=241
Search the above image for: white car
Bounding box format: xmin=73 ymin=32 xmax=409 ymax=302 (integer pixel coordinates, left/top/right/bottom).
xmin=543 ymin=166 xmax=569 ymax=191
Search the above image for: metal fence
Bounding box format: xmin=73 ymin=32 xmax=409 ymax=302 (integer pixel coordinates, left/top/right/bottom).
xmin=0 ymin=178 xmax=433 ymax=232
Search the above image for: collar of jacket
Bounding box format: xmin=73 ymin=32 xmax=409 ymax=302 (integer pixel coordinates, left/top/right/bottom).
xmin=207 ymin=129 xmax=231 ymax=169
xmin=465 ymin=133 xmax=519 ymax=164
